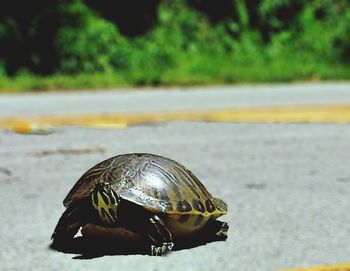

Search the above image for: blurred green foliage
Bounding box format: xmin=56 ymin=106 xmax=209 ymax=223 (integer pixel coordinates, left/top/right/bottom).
xmin=0 ymin=0 xmax=350 ymax=90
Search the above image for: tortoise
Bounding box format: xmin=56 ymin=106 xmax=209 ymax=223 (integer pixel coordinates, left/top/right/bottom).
xmin=52 ymin=153 xmax=228 ymax=256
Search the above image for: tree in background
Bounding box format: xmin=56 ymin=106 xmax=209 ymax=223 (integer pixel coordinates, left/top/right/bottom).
xmin=0 ymin=0 xmax=349 ymax=84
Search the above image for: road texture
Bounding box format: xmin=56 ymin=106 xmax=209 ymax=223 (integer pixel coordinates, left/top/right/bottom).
xmin=1 ymin=83 xmax=350 ymax=271
xmin=1 ymin=83 xmax=350 ymax=117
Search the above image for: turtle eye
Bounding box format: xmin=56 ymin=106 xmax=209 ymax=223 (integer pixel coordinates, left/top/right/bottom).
xmin=104 ymin=182 xmax=112 ymax=189
xmin=96 ymin=182 xmax=109 ymax=191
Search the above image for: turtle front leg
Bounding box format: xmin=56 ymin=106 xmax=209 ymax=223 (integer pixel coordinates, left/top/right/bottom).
xmin=147 ymin=215 xmax=174 ymax=256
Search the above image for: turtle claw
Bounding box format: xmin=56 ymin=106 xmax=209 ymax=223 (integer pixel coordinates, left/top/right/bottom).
xmin=150 ymin=242 xmax=174 ymax=256
xmin=216 ymin=222 xmax=229 ymax=240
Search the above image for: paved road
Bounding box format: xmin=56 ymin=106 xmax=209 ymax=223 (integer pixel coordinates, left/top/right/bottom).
xmin=1 ymin=84 xmax=350 ymax=271
xmin=1 ymin=83 xmax=350 ymax=117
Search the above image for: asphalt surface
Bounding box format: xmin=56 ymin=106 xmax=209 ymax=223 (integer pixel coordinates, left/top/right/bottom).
xmin=1 ymin=83 xmax=350 ymax=117
xmin=1 ymin=84 xmax=350 ymax=271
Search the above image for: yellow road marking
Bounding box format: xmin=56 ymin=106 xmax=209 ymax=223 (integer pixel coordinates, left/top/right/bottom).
xmin=2 ymin=104 xmax=350 ymax=131
xmin=280 ymin=263 xmax=350 ymax=271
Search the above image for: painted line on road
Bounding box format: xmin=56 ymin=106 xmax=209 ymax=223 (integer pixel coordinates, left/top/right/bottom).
xmin=2 ymin=104 xmax=350 ymax=132
xmin=280 ymin=263 xmax=350 ymax=271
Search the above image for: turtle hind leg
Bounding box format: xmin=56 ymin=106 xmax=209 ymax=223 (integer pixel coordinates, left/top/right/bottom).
xmin=147 ymin=215 xmax=174 ymax=256
xmin=196 ymin=220 xmax=229 ymax=242
xmin=214 ymin=221 xmax=229 ymax=240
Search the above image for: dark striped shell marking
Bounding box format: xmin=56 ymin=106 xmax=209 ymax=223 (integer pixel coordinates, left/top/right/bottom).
xmin=64 ymin=153 xmax=227 ymax=218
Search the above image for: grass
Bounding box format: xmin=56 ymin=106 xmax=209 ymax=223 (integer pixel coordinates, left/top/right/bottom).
xmin=0 ymin=72 xmax=129 ymax=92
xmin=2 ymin=0 xmax=350 ymax=93
xmin=1 ymin=61 xmax=350 ymax=93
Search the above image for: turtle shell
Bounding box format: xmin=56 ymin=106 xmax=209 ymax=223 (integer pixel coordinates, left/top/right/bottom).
xmin=64 ymin=153 xmax=227 ymax=218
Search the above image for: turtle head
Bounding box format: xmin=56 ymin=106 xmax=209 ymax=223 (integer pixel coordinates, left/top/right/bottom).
xmin=91 ymin=182 xmax=120 ymax=225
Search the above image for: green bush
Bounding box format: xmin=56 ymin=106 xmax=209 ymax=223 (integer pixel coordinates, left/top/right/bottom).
xmin=1 ymin=0 xmax=350 ymax=90
xmin=55 ymin=0 xmax=129 ymax=73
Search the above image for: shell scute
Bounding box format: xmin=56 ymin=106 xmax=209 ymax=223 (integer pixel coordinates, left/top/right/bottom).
xmin=63 ymin=153 xmax=227 ymax=217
